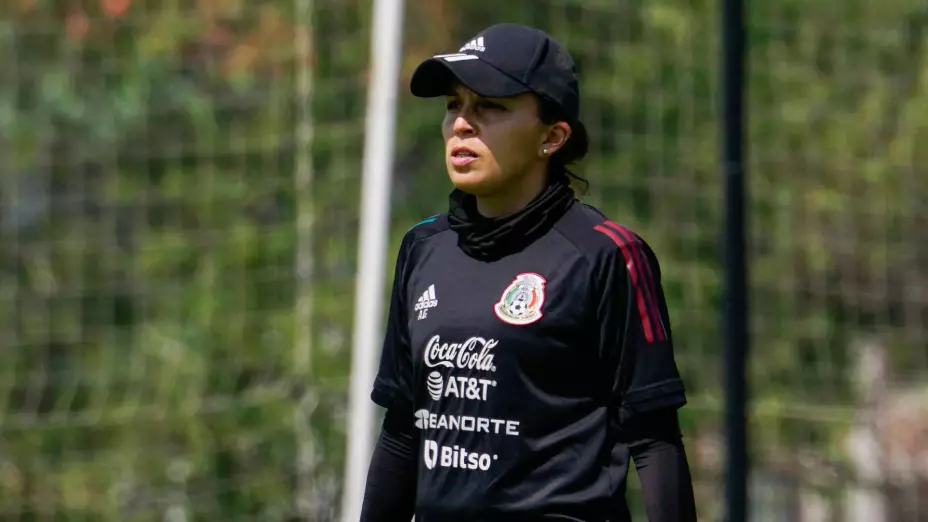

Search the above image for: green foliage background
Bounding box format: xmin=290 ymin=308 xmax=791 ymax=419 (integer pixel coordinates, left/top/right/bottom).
xmin=0 ymin=0 xmax=926 ymax=520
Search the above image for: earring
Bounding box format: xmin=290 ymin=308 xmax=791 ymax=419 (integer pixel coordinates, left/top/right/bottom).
xmin=542 ymin=148 xmax=550 ymax=156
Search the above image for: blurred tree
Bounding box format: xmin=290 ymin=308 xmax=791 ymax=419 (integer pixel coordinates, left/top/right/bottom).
xmin=0 ymin=0 xmax=925 ymax=520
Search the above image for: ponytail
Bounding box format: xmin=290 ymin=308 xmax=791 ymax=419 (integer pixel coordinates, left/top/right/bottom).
xmin=538 ymin=98 xmax=590 ymax=195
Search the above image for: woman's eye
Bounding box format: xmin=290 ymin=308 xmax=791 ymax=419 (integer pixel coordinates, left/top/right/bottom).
xmin=445 ymin=100 xmax=504 ymax=112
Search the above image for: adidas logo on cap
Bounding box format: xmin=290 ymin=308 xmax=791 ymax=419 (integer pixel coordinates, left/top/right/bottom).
xmin=459 ymin=36 xmax=486 ymax=53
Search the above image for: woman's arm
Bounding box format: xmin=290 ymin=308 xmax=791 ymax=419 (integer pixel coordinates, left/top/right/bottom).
xmin=360 ymin=407 xmax=418 ymax=521
xmin=590 ymin=225 xmax=695 ymax=521
xmin=364 ymin=230 xmax=420 ymax=520
xmin=623 ymin=409 xmax=697 ymax=522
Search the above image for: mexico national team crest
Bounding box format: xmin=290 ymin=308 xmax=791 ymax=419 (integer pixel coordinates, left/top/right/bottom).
xmin=494 ymin=272 xmax=547 ymax=326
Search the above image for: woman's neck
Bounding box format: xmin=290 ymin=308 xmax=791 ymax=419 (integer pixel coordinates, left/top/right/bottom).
xmin=475 ymin=166 xmax=549 ymax=218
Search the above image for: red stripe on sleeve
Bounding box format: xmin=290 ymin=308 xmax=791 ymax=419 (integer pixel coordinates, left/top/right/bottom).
xmin=593 ymin=224 xmax=656 ymax=343
xmin=603 ymin=221 xmax=666 ymax=341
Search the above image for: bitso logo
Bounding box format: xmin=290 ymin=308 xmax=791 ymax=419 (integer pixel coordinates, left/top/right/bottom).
xmin=426 ymin=371 xmax=444 ymax=400
xmin=423 ymin=439 xmax=497 ymax=471
xmin=423 ymin=440 xmax=439 ymax=470
xmin=494 ymin=272 xmax=547 ymax=326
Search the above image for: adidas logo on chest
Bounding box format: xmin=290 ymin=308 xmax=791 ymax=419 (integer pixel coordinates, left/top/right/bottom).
xmin=414 ymin=284 xmax=438 ymax=320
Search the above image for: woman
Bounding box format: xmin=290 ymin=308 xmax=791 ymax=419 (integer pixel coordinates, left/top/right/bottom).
xmin=361 ymin=23 xmax=697 ymax=522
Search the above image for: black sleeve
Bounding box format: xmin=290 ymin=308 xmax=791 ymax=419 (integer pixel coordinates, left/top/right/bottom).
xmin=371 ymin=235 xmax=415 ymax=412
xmin=594 ymin=230 xmax=694 ymax=521
xmin=595 ymin=234 xmax=687 ymax=423
xmin=620 ymin=409 xmax=697 ymax=522
xmin=360 ymin=407 xmax=418 ymax=521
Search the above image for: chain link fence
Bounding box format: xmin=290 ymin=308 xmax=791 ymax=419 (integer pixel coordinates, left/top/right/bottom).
xmin=1 ymin=0 xmax=926 ymax=520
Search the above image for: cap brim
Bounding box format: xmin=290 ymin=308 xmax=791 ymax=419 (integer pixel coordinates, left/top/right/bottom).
xmin=410 ymin=55 xmax=531 ymax=99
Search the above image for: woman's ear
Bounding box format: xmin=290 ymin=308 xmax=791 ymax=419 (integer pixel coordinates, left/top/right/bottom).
xmin=539 ymin=122 xmax=572 ymax=158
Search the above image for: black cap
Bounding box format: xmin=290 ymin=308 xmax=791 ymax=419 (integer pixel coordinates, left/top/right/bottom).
xmin=411 ymin=23 xmax=588 ymax=161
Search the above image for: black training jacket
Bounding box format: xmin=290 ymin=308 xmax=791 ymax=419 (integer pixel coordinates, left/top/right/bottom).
xmin=371 ymin=197 xmax=687 ymax=521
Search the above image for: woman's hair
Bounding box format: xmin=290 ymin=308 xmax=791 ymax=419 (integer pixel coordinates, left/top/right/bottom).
xmin=538 ymin=97 xmax=590 ymax=194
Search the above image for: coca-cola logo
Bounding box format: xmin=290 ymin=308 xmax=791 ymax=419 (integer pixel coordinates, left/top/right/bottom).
xmin=423 ymin=335 xmax=497 ymax=372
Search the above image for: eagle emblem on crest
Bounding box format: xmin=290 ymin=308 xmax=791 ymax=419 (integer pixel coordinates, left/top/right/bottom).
xmin=494 ymin=272 xmax=547 ymax=326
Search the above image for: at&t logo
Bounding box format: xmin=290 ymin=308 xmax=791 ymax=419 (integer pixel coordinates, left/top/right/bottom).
xmin=425 ymin=371 xmax=496 ymax=402
xmin=426 ymin=371 xmax=443 ymax=400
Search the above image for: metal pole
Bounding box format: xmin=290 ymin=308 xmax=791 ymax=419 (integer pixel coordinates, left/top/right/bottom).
xmin=721 ymin=0 xmax=748 ymax=519
xmin=293 ymin=0 xmax=318 ymax=517
xmin=341 ymin=0 xmax=406 ymax=520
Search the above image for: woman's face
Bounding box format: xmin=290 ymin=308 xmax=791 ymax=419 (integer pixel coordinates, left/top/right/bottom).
xmin=442 ymin=84 xmax=557 ymax=198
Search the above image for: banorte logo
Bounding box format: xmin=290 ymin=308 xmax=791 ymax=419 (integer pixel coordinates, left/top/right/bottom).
xmin=423 ymin=335 xmax=498 ymax=372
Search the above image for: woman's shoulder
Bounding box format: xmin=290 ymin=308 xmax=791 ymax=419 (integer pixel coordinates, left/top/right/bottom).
xmin=400 ymin=212 xmax=451 ymax=248
xmin=556 ymin=203 xmax=658 ymax=265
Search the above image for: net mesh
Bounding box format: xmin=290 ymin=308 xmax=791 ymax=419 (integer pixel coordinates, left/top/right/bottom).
xmin=2 ymin=0 xmax=926 ymax=520
xmin=0 ymin=0 xmax=360 ymax=519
